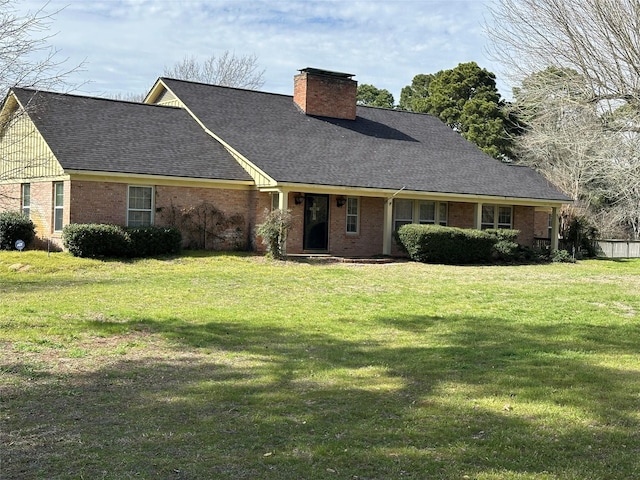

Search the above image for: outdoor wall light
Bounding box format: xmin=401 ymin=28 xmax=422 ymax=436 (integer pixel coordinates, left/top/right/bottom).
xmin=294 ymin=193 xmax=305 ymax=205
xmin=336 ymin=196 xmax=346 ymax=208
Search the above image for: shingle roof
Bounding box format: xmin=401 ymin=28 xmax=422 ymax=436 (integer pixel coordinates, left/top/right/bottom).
xmin=161 ymin=78 xmax=571 ymax=202
xmin=11 ymin=88 xmax=252 ymax=182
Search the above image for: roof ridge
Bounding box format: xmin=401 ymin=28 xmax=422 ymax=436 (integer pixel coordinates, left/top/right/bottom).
xmin=160 ymin=77 xmax=293 ymax=99
xmin=12 ymin=87 xmax=181 ymax=110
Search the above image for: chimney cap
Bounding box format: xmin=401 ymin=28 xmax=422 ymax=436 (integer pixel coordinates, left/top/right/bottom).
xmin=299 ymin=67 xmax=355 ymax=79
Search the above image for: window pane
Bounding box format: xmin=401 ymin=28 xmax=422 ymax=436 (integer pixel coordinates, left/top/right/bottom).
xmin=419 ymin=201 xmax=435 ymax=224
xmin=128 ymin=210 xmax=151 ymax=227
xmin=271 ymin=193 xmax=280 ymax=211
xmin=346 ymin=216 xmax=357 ymax=233
xmin=394 ymin=199 xmax=413 ymax=221
xmin=346 ymin=197 xmax=358 ymax=233
xmin=498 ymin=206 xmax=512 ymax=228
xmin=22 ymin=184 xmax=30 ymax=217
xmin=481 ymin=205 xmax=494 ymax=225
xmin=129 ymin=186 xmax=152 ymax=210
xmin=438 ymin=202 xmax=448 ymax=226
xmin=347 ymin=197 xmax=358 ymax=215
xmin=54 ymin=182 xmax=64 ymax=231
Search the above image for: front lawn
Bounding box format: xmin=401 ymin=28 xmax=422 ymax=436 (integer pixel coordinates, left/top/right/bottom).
xmin=1 ymin=252 xmax=639 ymax=479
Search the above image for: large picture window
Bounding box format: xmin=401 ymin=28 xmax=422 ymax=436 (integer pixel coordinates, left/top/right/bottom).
xmin=21 ymin=183 xmax=30 ymax=217
xmin=346 ymin=197 xmax=359 ymax=234
xmin=395 ymin=199 xmax=448 ymax=230
xmin=481 ymin=205 xmax=512 ymax=229
xmin=53 ymin=182 xmax=64 ymax=231
xmin=127 ymin=186 xmax=154 ymax=227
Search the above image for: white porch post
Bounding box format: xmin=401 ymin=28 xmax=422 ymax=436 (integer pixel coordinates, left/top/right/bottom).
xmin=278 ymin=189 xmax=288 ymax=211
xmin=475 ymin=202 xmax=483 ymax=229
xmin=383 ymin=197 xmax=394 ymax=255
xmin=551 ymin=206 xmax=559 ymax=251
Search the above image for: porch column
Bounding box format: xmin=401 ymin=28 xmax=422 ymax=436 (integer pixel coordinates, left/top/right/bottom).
xmin=382 ymin=197 xmax=394 ymax=255
xmin=278 ymin=189 xmax=288 ymax=211
xmin=550 ymin=206 xmax=559 ymax=250
xmin=475 ymin=202 xmax=483 ymax=229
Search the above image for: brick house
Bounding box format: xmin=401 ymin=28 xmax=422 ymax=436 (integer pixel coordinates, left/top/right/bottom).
xmin=0 ymin=67 xmax=570 ymax=255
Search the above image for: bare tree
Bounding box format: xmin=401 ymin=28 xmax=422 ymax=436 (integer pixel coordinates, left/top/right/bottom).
xmin=1 ymin=0 xmax=78 ymax=202
xmin=487 ymin=0 xmax=640 ymax=106
xmin=164 ymin=51 xmax=265 ymax=90
xmin=489 ymin=0 xmax=640 ymax=240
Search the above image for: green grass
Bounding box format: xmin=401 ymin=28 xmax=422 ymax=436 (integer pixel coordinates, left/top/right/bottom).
xmin=1 ymin=251 xmax=639 ymax=479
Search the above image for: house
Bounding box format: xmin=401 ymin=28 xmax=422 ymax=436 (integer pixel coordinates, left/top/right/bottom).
xmin=0 ymin=67 xmax=570 ymax=255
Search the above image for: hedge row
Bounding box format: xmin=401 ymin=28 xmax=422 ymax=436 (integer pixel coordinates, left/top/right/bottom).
xmin=396 ymin=224 xmax=532 ymax=264
xmin=62 ymin=224 xmax=182 ymax=258
xmin=0 ymin=211 xmax=35 ymax=250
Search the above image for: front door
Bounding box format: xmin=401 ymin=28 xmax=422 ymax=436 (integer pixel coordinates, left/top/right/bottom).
xmin=303 ymin=194 xmax=329 ymax=250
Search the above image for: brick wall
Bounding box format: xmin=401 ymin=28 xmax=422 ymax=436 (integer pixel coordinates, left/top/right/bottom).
xmin=534 ymin=210 xmax=551 ymax=238
xmin=70 ymin=181 xmax=127 ymax=225
xmin=0 ymin=184 xmax=19 ymax=211
xmin=513 ymin=206 xmax=536 ymax=246
xmin=448 ymin=202 xmax=475 ymax=228
xmin=154 ymin=185 xmax=254 ymax=250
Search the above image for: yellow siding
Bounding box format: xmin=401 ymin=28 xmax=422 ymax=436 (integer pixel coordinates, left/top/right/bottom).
xmin=0 ymin=106 xmax=62 ymax=181
xmin=153 ymin=88 xmax=182 ymax=107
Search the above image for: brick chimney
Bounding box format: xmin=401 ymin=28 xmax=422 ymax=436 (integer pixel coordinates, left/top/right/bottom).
xmin=293 ymin=68 xmax=357 ymax=120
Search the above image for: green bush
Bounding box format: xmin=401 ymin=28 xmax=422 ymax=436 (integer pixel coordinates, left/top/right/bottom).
xmin=0 ymin=211 xmax=36 ymax=250
xmin=551 ymin=249 xmax=576 ymax=263
xmin=63 ymin=224 xmax=182 ymax=258
xmin=486 ymin=228 xmax=521 ymax=262
xmin=256 ymin=209 xmax=293 ymax=260
xmin=127 ymin=226 xmax=182 ymax=257
xmin=396 ymin=224 xmax=497 ymax=264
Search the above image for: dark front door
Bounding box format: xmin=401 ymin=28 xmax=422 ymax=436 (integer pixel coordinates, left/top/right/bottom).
xmin=303 ymin=194 xmax=329 ymax=250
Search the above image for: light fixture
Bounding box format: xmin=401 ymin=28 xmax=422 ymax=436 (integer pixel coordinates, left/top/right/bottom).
xmin=294 ymin=193 xmax=305 ymax=205
xmin=336 ymin=196 xmax=346 ymax=208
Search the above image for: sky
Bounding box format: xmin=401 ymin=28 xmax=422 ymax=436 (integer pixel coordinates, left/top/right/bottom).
xmin=15 ymin=0 xmax=511 ymax=102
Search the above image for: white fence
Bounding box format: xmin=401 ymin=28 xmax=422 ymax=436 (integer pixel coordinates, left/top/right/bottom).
xmin=596 ymin=240 xmax=640 ymax=258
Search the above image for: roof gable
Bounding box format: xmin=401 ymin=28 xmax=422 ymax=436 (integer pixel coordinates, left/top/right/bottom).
xmin=161 ymin=78 xmax=571 ymax=202
xmin=0 ymin=91 xmax=63 ymax=180
xmin=10 ymin=88 xmax=252 ymax=182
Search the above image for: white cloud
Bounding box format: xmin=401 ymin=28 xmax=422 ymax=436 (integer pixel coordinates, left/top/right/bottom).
xmin=13 ymin=0 xmax=512 ymax=101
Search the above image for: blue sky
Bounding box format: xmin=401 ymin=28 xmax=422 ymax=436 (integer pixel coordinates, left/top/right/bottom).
xmin=16 ymin=0 xmax=510 ymax=101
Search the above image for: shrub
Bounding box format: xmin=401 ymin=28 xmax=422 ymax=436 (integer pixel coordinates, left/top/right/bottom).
xmin=486 ymin=228 xmax=521 ymax=262
xmin=63 ymin=224 xmax=182 ymax=258
xmin=396 ymin=224 xmax=497 ymax=264
xmin=63 ymin=224 xmax=129 ymax=258
xmin=551 ymin=249 xmax=576 ymax=263
xmin=127 ymin=226 xmax=182 ymax=257
xmin=256 ymin=209 xmax=293 ymax=260
xmin=0 ymin=211 xmax=36 ymax=250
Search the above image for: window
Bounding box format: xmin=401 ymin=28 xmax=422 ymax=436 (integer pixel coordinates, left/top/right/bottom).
xmin=53 ymin=182 xmax=64 ymax=231
xmin=481 ymin=205 xmax=512 ymax=229
xmin=396 ymin=199 xmax=448 ymax=230
xmin=438 ymin=202 xmax=448 ymax=226
xmin=271 ymin=192 xmax=280 ymax=211
xmin=498 ymin=206 xmax=512 ymax=229
xmin=21 ymin=183 xmax=30 ymax=217
xmin=418 ymin=201 xmax=448 ymax=226
xmin=127 ymin=186 xmax=153 ymax=227
xmin=393 ymin=199 xmax=413 ymax=231
xmin=418 ymin=201 xmax=436 ymax=224
xmin=346 ymin=197 xmax=359 ymax=234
